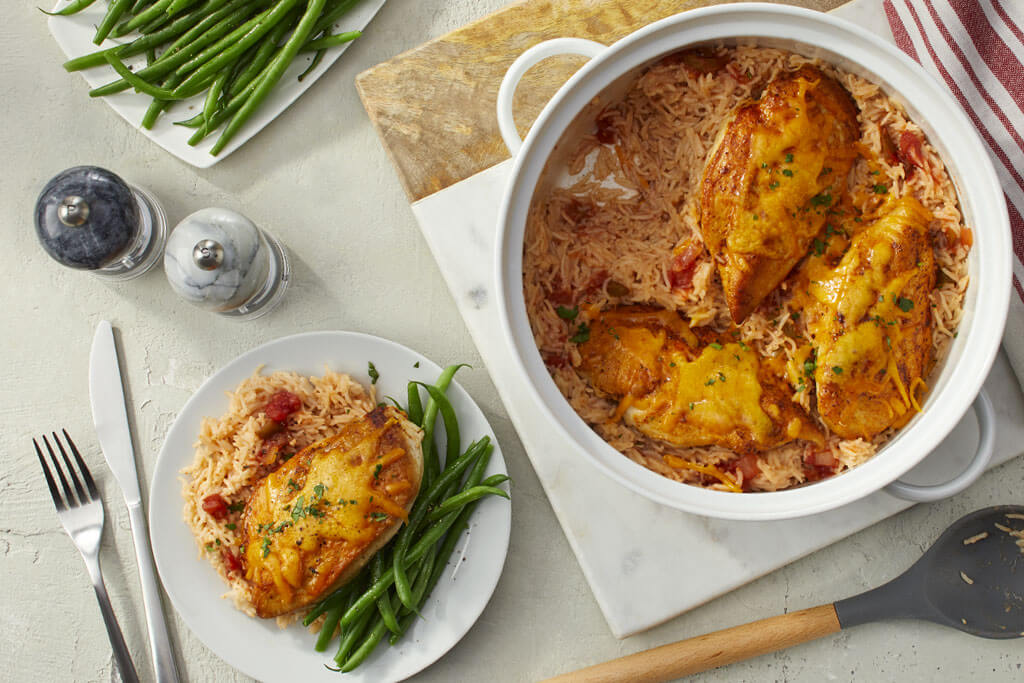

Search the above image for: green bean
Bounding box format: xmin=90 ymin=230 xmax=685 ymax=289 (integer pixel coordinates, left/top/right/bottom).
xmin=137 ymin=7 xmax=175 ymax=34
xmin=333 ymin=603 xmax=374 ymax=666
xmin=480 ymin=473 xmax=511 ymax=488
xmin=141 ymin=72 xmax=185 ymax=128
xmin=406 ymin=383 xmax=424 ymax=429
xmin=388 ymin=437 xmax=487 ymax=609
xmin=314 ymin=604 xmax=344 ymax=652
xmin=310 ymin=0 xmax=360 ymax=35
xmin=130 ymin=0 xmax=154 ymax=13
xmin=40 ymin=0 xmax=98 ymax=17
xmin=209 ymin=0 xmax=325 ymax=156
xmin=202 ymin=70 xmax=229 ymax=123
xmin=89 ymin=2 xmax=252 ymax=96
xmin=370 ymin=551 xmax=401 ymax=635
xmin=419 ymin=364 xmax=467 ymax=470
xmin=158 ymin=0 xmax=240 ymax=57
xmin=167 ymin=0 xmax=203 ymax=14
xmin=301 ymin=30 xmax=360 ymax=53
xmin=188 ymin=77 xmax=259 ymax=144
xmin=426 ymin=485 xmax=510 ymax=523
xmin=171 ymin=0 xmax=299 ymax=95
xmin=296 ymin=48 xmax=325 ymax=82
xmin=414 ymin=382 xmax=462 ymax=465
xmin=94 ymin=0 xmax=133 ymax=44
xmin=340 ymin=615 xmax=388 ymax=672
xmin=387 ymin=543 xmax=438 ymax=644
xmin=63 ymin=0 xmax=217 ymax=71
xmin=146 ymin=47 xmax=157 ymax=65
xmin=226 ymin=9 xmax=294 ymax=95
xmin=112 ymin=0 xmax=173 ymax=38
xmin=105 ymin=54 xmax=189 ymax=99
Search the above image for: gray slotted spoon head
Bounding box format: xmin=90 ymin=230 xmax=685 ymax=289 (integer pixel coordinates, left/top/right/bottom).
xmin=836 ymin=504 xmax=1024 ymax=638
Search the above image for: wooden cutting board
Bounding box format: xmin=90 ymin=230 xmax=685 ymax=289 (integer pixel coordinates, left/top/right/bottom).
xmin=355 ymin=0 xmax=843 ymax=202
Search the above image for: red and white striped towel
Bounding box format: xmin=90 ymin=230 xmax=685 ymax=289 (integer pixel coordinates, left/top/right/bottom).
xmin=883 ymin=0 xmax=1024 ymax=387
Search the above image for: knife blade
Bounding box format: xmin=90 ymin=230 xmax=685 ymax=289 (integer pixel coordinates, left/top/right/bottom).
xmin=89 ymin=320 xmax=181 ymax=683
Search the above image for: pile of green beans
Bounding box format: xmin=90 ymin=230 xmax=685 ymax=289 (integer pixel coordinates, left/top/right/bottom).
xmin=49 ymin=0 xmax=363 ymax=155
xmin=303 ymin=365 xmax=511 ymax=673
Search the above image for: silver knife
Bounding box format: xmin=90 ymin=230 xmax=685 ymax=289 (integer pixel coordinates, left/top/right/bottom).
xmin=90 ymin=320 xmax=181 ymax=683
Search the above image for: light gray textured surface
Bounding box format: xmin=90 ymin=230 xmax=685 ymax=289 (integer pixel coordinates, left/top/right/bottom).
xmin=2 ymin=0 xmax=1022 ymax=681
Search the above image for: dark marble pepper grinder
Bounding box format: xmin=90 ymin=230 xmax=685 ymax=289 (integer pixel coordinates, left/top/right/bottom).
xmin=35 ymin=166 xmax=167 ymax=279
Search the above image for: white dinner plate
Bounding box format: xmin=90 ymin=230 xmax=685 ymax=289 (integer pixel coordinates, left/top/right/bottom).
xmin=48 ymin=0 xmax=388 ymax=167
xmin=149 ymin=331 xmax=512 ymax=682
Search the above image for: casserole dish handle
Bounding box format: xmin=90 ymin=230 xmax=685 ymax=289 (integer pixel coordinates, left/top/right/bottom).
xmin=497 ymin=38 xmax=606 ymax=155
xmin=885 ymin=388 xmax=995 ymax=502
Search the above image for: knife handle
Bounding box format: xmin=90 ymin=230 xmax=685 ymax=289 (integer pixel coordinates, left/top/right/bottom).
xmin=127 ymin=502 xmax=181 ymax=683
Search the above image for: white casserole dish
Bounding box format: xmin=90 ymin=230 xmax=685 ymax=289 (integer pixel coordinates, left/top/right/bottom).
xmin=494 ymin=3 xmax=1011 ymax=520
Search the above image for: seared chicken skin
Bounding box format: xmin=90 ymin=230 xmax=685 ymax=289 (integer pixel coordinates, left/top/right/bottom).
xmin=700 ymin=66 xmax=860 ymax=323
xmin=241 ymin=406 xmax=423 ymax=618
xmin=577 ymin=306 xmax=822 ymax=453
xmin=799 ymin=197 xmax=936 ymax=439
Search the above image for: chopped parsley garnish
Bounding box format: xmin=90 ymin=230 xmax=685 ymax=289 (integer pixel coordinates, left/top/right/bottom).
xmin=369 ymin=512 xmax=388 ymax=522
xmin=556 ymin=305 xmax=579 ymax=320
xmin=291 ymin=496 xmax=307 ymax=521
xmin=705 ymin=378 xmax=717 ymax=386
xmin=810 ymin=192 xmax=833 ymax=207
xmin=832 ymin=366 xmax=844 ymax=374
xmin=227 ymin=501 xmax=245 ymax=513
xmin=796 ymin=383 xmax=806 ymax=392
xmin=569 ymin=322 xmax=591 ymax=344
xmin=709 ymin=342 xmax=723 ymax=350
xmin=752 ymin=214 xmax=759 ymax=221
xmin=689 ymin=402 xmax=695 ymax=410
xmin=761 ymin=162 xmax=768 ymax=169
xmin=738 ymin=341 xmax=749 ymax=351
xmin=811 ymin=238 xmax=826 ymax=256
xmin=768 ymin=181 xmax=780 ymax=190
xmin=803 ymin=357 xmax=817 ymax=377
xmin=225 ymin=523 xmax=236 ymax=531
xmin=785 ymin=153 xmax=794 ymax=163
xmin=261 ymin=537 xmax=271 ymax=558
xmin=279 ymin=452 xmax=294 ymax=463
xmin=717 ymin=371 xmax=727 ymax=382
xmin=287 ymin=479 xmax=300 ymax=492
xmin=312 ymin=484 xmax=326 ymax=501
xmin=895 ymin=296 xmax=915 ymax=312
xmin=368 ymin=361 xmax=380 ymax=385
xmin=782 ymin=169 xmax=794 ymax=177
xmin=373 ymin=463 xmax=383 ymax=480
xmin=414 ymin=361 xmax=420 ymax=368
xmin=873 ymin=184 xmax=889 ymax=194
xmin=822 ymin=167 xmax=832 ymax=175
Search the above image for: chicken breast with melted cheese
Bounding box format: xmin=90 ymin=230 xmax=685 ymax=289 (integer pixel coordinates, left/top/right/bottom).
xmin=577 ymin=306 xmax=822 ymax=453
xmin=800 ymin=197 xmax=936 ymax=439
xmin=240 ymin=406 xmax=423 ymax=618
xmin=699 ymin=66 xmax=860 ymax=323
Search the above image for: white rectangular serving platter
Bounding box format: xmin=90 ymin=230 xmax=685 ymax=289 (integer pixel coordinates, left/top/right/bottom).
xmin=48 ymin=0 xmax=387 ymax=167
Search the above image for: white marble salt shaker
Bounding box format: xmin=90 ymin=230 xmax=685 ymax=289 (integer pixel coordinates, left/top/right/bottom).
xmin=164 ymin=208 xmax=290 ymax=319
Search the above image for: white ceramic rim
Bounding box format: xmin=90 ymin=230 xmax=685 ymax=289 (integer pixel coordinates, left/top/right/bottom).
xmin=495 ymin=3 xmax=1012 ymax=520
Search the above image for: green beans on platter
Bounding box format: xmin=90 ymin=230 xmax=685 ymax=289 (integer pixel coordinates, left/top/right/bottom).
xmin=50 ymin=0 xmax=366 ymax=155
xmin=305 ymin=365 xmax=510 ymax=673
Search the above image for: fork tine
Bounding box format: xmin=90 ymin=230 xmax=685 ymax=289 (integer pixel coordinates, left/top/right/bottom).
xmin=53 ymin=431 xmax=89 ymax=503
xmin=43 ymin=434 xmax=78 ymax=507
xmin=63 ymin=429 xmax=100 ymax=500
xmin=34 ymin=438 xmax=66 ymax=511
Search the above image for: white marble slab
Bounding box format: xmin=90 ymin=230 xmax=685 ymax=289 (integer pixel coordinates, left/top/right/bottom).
xmin=406 ymin=0 xmax=1024 ymax=638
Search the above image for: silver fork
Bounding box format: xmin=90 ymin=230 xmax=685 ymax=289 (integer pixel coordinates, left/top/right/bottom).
xmin=35 ymin=430 xmax=141 ymax=683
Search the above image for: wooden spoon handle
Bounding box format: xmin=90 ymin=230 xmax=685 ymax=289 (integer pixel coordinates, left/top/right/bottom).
xmin=543 ymin=604 xmax=841 ymax=682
